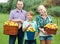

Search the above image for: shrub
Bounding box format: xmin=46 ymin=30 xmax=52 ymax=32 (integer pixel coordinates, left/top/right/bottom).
xmin=23 ymin=0 xmax=45 ymax=11
xmin=0 ymin=3 xmax=10 ymax=13
xmin=47 ymin=6 xmax=60 ymax=17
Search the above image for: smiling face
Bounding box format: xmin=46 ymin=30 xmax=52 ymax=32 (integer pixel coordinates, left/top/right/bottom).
xmin=26 ymin=13 xmax=33 ymax=21
xmin=26 ymin=11 xmax=34 ymax=21
xmin=38 ymin=5 xmax=47 ymax=16
xmin=17 ymin=1 xmax=23 ymax=10
xmin=38 ymin=9 xmax=45 ymax=15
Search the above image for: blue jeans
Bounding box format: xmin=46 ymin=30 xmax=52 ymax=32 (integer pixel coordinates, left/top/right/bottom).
xmin=25 ymin=40 xmax=36 ymax=44
xmin=9 ymin=27 xmax=24 ymax=44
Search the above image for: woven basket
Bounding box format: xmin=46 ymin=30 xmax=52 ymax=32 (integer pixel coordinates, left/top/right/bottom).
xmin=3 ymin=25 xmax=18 ymax=35
xmin=44 ymin=15 xmax=58 ymax=35
xmin=44 ymin=27 xmax=57 ymax=35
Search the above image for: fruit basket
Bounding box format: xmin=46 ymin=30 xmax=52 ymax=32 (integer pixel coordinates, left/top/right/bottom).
xmin=44 ymin=27 xmax=57 ymax=34
xmin=4 ymin=25 xmax=18 ymax=35
xmin=44 ymin=23 xmax=58 ymax=35
xmin=3 ymin=21 xmax=18 ymax=35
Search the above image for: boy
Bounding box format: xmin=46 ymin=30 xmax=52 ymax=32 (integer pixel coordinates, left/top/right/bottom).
xmin=22 ymin=11 xmax=38 ymax=44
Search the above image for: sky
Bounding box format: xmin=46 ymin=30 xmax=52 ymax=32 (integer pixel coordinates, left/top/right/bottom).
xmin=0 ymin=0 xmax=8 ymax=3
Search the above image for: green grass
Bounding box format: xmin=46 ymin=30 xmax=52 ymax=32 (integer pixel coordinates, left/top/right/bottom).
xmin=0 ymin=13 xmax=60 ymax=44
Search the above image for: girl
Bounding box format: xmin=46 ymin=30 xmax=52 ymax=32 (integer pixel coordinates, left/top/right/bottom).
xmin=36 ymin=5 xmax=53 ymax=44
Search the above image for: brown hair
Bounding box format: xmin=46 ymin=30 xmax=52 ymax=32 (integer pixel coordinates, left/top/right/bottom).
xmin=26 ymin=11 xmax=34 ymax=16
xmin=17 ymin=0 xmax=23 ymax=4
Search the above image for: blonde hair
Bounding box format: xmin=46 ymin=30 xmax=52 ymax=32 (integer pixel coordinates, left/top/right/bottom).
xmin=26 ymin=11 xmax=34 ymax=16
xmin=37 ymin=5 xmax=47 ymax=15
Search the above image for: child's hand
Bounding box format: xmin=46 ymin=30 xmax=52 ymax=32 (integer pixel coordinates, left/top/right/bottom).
xmin=28 ymin=24 xmax=32 ymax=27
xmin=26 ymin=24 xmax=32 ymax=29
xmin=19 ymin=19 xmax=24 ymax=23
xmin=41 ymin=28 xmax=47 ymax=35
xmin=34 ymin=32 xmax=39 ymax=39
xmin=42 ymin=30 xmax=47 ymax=35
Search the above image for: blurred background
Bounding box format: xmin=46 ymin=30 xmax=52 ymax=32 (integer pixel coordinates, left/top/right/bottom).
xmin=0 ymin=0 xmax=60 ymax=44
xmin=0 ymin=0 xmax=60 ymax=16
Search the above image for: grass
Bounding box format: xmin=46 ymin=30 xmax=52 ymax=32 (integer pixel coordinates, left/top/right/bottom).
xmin=0 ymin=13 xmax=60 ymax=44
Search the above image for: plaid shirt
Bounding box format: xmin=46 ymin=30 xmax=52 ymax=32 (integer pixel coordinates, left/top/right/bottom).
xmin=36 ymin=15 xmax=52 ymax=36
xmin=36 ymin=15 xmax=52 ymax=28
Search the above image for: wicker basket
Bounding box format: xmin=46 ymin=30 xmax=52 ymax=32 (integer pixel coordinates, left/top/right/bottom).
xmin=44 ymin=27 xmax=57 ymax=35
xmin=3 ymin=25 xmax=18 ymax=35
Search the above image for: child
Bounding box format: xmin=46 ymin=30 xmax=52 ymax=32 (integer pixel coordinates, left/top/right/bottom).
xmin=22 ymin=11 xmax=38 ymax=44
xmin=36 ymin=5 xmax=53 ymax=44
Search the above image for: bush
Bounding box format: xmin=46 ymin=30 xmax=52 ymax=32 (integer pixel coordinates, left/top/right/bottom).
xmin=47 ymin=6 xmax=60 ymax=17
xmin=0 ymin=3 xmax=10 ymax=13
xmin=23 ymin=0 xmax=45 ymax=11
xmin=41 ymin=0 xmax=60 ymax=8
xmin=0 ymin=0 xmax=45 ymax=13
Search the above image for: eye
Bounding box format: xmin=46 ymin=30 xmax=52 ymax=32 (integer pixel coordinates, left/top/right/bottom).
xmin=38 ymin=9 xmax=43 ymax=11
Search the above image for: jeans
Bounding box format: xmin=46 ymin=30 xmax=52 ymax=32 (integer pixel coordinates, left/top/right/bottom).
xmin=9 ymin=27 xmax=24 ymax=44
xmin=40 ymin=36 xmax=53 ymax=40
xmin=25 ymin=40 xmax=36 ymax=44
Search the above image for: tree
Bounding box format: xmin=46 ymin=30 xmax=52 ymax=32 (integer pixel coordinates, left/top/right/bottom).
xmin=42 ymin=0 xmax=60 ymax=8
xmin=52 ymin=0 xmax=60 ymax=6
xmin=11 ymin=0 xmax=17 ymax=9
xmin=8 ymin=0 xmax=14 ymax=11
xmin=23 ymin=0 xmax=45 ymax=12
xmin=9 ymin=0 xmax=45 ymax=12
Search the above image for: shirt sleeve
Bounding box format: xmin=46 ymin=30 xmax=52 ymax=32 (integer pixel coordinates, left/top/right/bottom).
xmin=24 ymin=11 xmax=27 ymax=21
xmin=9 ymin=10 xmax=14 ymax=20
xmin=48 ymin=15 xmax=52 ymax=23
xmin=22 ymin=21 xmax=26 ymax=28
xmin=25 ymin=12 xmax=27 ymax=21
xmin=36 ymin=16 xmax=40 ymax=28
xmin=35 ymin=22 xmax=38 ymax=32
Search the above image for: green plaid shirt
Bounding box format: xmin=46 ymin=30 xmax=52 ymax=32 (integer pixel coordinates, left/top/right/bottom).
xmin=36 ymin=15 xmax=52 ymax=28
xmin=36 ymin=15 xmax=52 ymax=36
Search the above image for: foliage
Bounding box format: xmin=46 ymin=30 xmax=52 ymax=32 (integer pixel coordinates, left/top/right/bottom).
xmin=47 ymin=6 xmax=60 ymax=17
xmin=22 ymin=0 xmax=45 ymax=14
xmin=23 ymin=0 xmax=44 ymax=11
xmin=0 ymin=3 xmax=10 ymax=13
xmin=0 ymin=0 xmax=45 ymax=13
xmin=42 ymin=0 xmax=60 ymax=8
xmin=52 ymin=0 xmax=60 ymax=6
xmin=0 ymin=0 xmax=60 ymax=16
xmin=10 ymin=0 xmax=17 ymax=9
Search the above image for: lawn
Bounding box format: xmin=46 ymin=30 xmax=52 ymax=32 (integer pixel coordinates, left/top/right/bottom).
xmin=0 ymin=13 xmax=60 ymax=44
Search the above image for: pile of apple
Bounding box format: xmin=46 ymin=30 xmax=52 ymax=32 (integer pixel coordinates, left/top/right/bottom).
xmin=44 ymin=23 xmax=58 ymax=30
xmin=27 ymin=26 xmax=36 ymax=32
xmin=4 ymin=21 xmax=18 ymax=26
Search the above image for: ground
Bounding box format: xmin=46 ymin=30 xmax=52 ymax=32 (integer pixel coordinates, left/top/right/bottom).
xmin=0 ymin=13 xmax=60 ymax=44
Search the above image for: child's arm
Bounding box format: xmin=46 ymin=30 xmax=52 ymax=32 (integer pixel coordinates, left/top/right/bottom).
xmin=35 ymin=32 xmax=39 ymax=37
xmin=34 ymin=21 xmax=39 ymax=38
xmin=22 ymin=26 xmax=28 ymax=32
xmin=22 ymin=24 xmax=32 ymax=32
xmin=39 ymin=27 xmax=47 ymax=35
